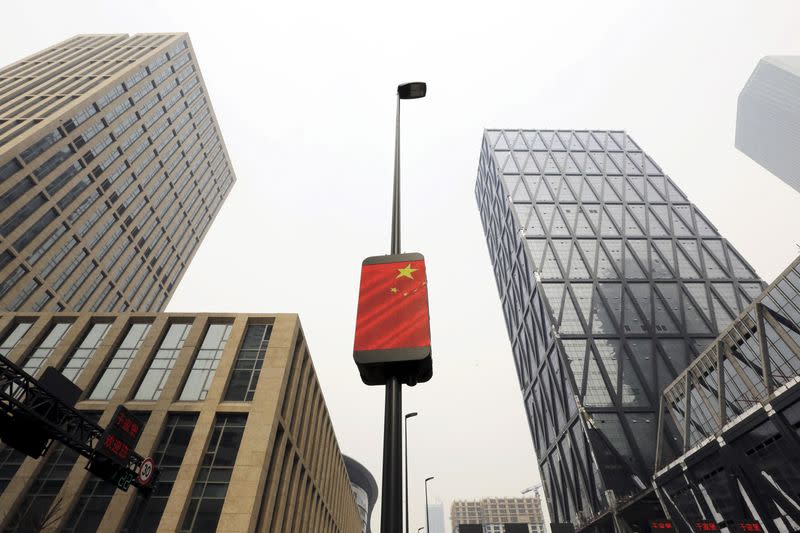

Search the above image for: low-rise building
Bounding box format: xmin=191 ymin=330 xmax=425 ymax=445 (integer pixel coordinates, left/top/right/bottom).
xmin=0 ymin=311 xmax=362 ymax=532
xmin=451 ymin=496 xmax=545 ymax=533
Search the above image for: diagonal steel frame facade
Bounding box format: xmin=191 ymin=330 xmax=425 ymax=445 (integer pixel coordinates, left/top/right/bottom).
xmin=475 ymin=129 xmax=763 ymax=530
xmin=655 ymin=255 xmax=800 ymax=531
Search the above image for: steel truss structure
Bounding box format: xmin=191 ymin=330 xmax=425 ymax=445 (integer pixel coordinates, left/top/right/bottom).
xmin=655 ymin=255 xmax=800 ymax=532
xmin=0 ymin=354 xmax=150 ymax=490
xmin=475 ymin=129 xmax=764 ymax=532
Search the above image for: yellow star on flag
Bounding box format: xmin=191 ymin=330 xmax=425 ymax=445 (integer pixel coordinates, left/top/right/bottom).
xmin=390 ymin=287 xmax=398 ymax=293
xmin=396 ymin=264 xmax=418 ymax=280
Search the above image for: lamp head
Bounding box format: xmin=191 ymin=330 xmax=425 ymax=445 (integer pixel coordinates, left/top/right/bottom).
xmin=425 ymin=476 xmax=435 ymax=482
xmin=406 ymin=412 xmax=418 ymax=419
xmin=398 ymin=82 xmax=427 ymax=99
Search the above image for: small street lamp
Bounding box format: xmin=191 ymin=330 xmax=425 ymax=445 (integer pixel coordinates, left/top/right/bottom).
xmin=424 ymin=476 xmax=435 ymax=533
xmin=404 ymin=412 xmax=418 ymax=533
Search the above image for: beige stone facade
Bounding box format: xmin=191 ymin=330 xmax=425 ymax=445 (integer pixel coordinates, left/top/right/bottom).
xmin=0 ymin=312 xmax=362 ymax=533
xmin=0 ymin=34 xmax=235 ymax=314
xmin=450 ymin=496 xmax=544 ymax=532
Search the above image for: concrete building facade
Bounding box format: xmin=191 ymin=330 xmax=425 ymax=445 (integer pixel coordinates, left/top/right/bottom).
xmin=475 ymin=130 xmax=763 ymax=530
xmin=0 ymin=33 xmax=235 ymax=313
xmin=736 ymin=56 xmax=800 ymax=194
xmin=451 ymin=497 xmax=545 ymax=533
xmin=0 ymin=312 xmax=362 ymax=533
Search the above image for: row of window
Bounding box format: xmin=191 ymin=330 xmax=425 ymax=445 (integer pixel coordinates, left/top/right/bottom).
xmin=1 ymin=321 xmax=266 ymax=403
xmin=0 ymin=45 xmax=214 ymax=313
xmin=1 ymin=409 xmax=244 ymax=533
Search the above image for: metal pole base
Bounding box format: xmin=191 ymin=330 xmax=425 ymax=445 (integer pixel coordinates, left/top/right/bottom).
xmin=380 ymin=377 xmax=402 ymax=533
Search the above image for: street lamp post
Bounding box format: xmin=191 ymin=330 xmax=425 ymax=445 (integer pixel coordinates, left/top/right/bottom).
xmin=379 ymin=82 xmax=427 ymax=533
xmin=424 ymin=476 xmax=435 ymax=533
xmin=404 ymin=412 xmax=418 ymax=533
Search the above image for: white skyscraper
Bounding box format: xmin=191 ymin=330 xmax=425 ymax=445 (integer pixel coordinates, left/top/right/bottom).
xmin=428 ymin=502 xmax=445 ymax=533
xmin=736 ymin=56 xmax=800 ymax=193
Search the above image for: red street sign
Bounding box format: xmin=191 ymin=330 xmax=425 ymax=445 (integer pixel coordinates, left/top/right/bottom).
xmin=736 ymin=522 xmax=763 ymax=532
xmin=138 ymin=457 xmax=156 ymax=486
xmin=695 ymin=522 xmax=719 ymax=531
xmin=353 ymin=253 xmax=432 ymax=386
xmin=96 ymin=406 xmax=144 ymax=466
xmin=650 ymin=521 xmax=673 ymax=530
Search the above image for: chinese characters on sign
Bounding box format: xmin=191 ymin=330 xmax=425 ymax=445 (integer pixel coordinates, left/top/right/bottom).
xmin=736 ymin=522 xmax=762 ymax=532
xmin=650 ymin=521 xmax=673 ymax=530
xmin=96 ymin=406 xmax=143 ymax=466
xmin=695 ymin=522 xmax=719 ymax=531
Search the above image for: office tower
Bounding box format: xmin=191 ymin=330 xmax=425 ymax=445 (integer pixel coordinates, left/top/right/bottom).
xmin=0 ymin=312 xmax=361 ymax=532
xmin=475 ymin=130 xmax=763 ymax=529
xmin=654 ymin=254 xmax=800 ymax=530
xmin=736 ymin=56 xmax=800 ymax=193
xmin=451 ymin=497 xmax=545 ymax=533
xmin=0 ymin=33 xmax=235 ymax=313
xmin=428 ymin=501 xmax=445 ymax=533
xmin=344 ymin=455 xmax=378 ymax=533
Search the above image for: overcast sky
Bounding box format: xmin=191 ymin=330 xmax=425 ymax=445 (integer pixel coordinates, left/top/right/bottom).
xmin=4 ymin=1 xmax=800 ymax=531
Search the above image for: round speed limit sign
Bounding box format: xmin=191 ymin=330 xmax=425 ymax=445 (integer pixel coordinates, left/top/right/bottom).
xmin=138 ymin=457 xmax=155 ymax=486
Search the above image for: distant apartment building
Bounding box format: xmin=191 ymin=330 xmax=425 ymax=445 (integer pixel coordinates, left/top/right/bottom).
xmin=736 ymin=56 xmax=800 ymax=194
xmin=451 ymin=497 xmax=545 ymax=533
xmin=0 ymin=33 xmax=235 ymax=313
xmin=0 ymin=312 xmax=361 ymax=532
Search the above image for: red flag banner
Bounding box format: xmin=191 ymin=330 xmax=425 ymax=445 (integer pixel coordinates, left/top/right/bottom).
xmin=354 ymin=255 xmax=431 ymax=352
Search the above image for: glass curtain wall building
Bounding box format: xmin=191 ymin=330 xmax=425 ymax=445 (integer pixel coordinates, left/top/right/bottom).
xmin=343 ymin=455 xmax=378 ymax=533
xmin=475 ymin=129 xmax=763 ymax=530
xmin=0 ymin=33 xmax=235 ymax=313
xmin=0 ymin=312 xmax=361 ymax=533
xmin=654 ymin=255 xmax=800 ymax=531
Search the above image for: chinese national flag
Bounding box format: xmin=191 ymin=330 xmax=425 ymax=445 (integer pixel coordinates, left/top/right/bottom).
xmin=354 ymin=256 xmax=431 ymax=352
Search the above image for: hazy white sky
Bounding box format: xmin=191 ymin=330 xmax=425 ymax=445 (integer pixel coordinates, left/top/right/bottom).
xmin=4 ymin=1 xmax=800 ymax=531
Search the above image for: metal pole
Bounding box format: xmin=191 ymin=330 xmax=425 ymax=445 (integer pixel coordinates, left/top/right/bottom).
xmin=424 ymin=479 xmax=431 ymax=533
xmin=391 ymin=93 xmax=401 ymax=255
xmin=381 ymin=378 xmax=402 ymax=533
xmin=404 ymin=416 xmax=409 ymax=533
xmin=381 ymin=92 xmax=403 ymax=533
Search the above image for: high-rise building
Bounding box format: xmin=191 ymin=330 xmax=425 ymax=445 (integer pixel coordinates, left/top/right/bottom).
xmin=450 ymin=497 xmax=545 ymax=533
xmin=475 ymin=130 xmax=763 ymax=530
xmin=654 ymin=254 xmax=800 ymax=531
xmin=344 ymin=455 xmax=378 ymax=533
xmin=736 ymin=56 xmax=800 ymax=194
xmin=0 ymin=33 xmax=235 ymax=313
xmin=0 ymin=311 xmax=362 ymax=532
xmin=428 ymin=501 xmax=445 ymax=533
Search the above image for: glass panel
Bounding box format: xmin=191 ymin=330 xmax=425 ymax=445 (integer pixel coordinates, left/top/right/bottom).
xmin=121 ymin=414 xmax=198 ymax=532
xmin=5 ymin=444 xmax=80 ymax=531
xmin=21 ymin=322 xmax=72 ymax=378
xmin=89 ymin=323 xmax=152 ymax=400
xmin=61 ymin=323 xmax=112 ymax=383
xmin=0 ymin=321 xmax=34 ymax=354
xmin=224 ymin=324 xmax=272 ymax=401
xmin=179 ymin=324 xmax=232 ymax=401
xmin=180 ymin=414 xmax=247 ymax=533
xmin=135 ymin=323 xmax=192 ymax=401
